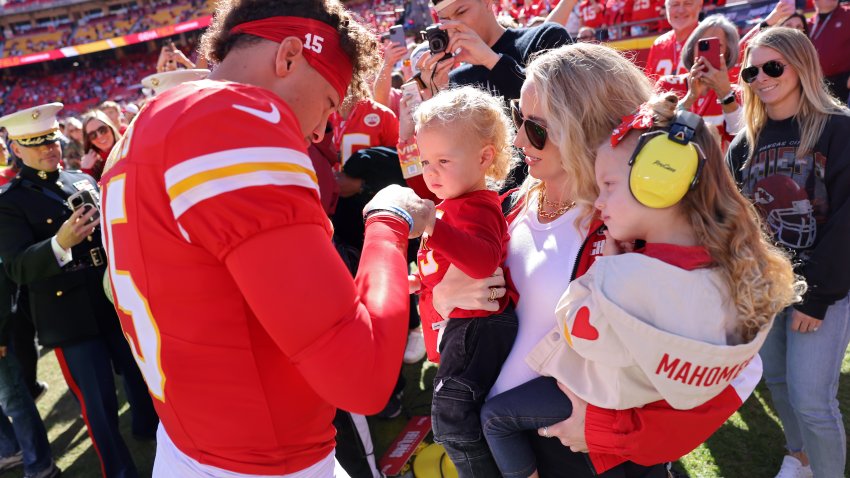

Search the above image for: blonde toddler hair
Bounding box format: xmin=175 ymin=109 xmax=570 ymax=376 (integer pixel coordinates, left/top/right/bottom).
xmin=414 ymin=86 xmax=517 ymax=190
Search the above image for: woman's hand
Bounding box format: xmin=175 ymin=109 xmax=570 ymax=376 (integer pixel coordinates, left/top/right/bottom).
xmin=694 ymin=55 xmax=732 ymax=99
xmin=601 ymin=230 xmax=634 ymax=256
xmin=382 ymin=43 xmax=409 ymax=71
xmin=409 ymin=274 xmax=422 ymax=294
xmin=683 ymin=63 xmax=707 ymax=109
xmin=790 ymin=309 xmax=821 ymax=334
xmin=81 ymin=150 xmax=99 ymax=170
xmin=431 ymin=265 xmax=506 ymax=319
xmin=764 ymin=0 xmax=795 ymax=26
xmin=398 ymin=89 xmax=418 ymax=141
xmin=441 ymin=21 xmax=501 ymax=69
xmin=538 ymin=383 xmax=589 ymax=452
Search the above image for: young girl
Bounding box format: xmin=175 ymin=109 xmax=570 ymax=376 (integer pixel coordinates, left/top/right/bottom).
xmin=480 ymin=94 xmax=804 ymax=478
xmin=410 ymin=86 xmax=518 ymax=477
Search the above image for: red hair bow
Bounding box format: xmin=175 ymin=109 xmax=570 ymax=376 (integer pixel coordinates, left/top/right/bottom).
xmin=610 ymin=105 xmax=655 ymax=147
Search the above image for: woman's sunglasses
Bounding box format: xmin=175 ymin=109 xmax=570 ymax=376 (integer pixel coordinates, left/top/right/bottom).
xmin=741 ymin=60 xmax=786 ymax=84
xmin=86 ymin=125 xmax=110 ymax=142
xmin=510 ymin=100 xmax=548 ymax=150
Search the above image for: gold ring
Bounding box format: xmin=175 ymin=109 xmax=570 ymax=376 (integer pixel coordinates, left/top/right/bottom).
xmin=488 ymin=287 xmax=498 ymax=302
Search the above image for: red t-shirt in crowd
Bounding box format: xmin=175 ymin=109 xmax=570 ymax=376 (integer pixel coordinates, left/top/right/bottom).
xmin=417 ymin=190 xmax=510 ymax=362
xmin=330 ymin=99 xmax=399 ymax=165
xmin=100 ymin=80 xmax=410 ymax=475
xmin=580 ymin=0 xmax=607 ymax=28
xmin=645 ymin=29 xmax=689 ymax=79
xmin=808 ymin=6 xmax=850 ymax=77
xmin=624 ymin=0 xmax=662 ymax=24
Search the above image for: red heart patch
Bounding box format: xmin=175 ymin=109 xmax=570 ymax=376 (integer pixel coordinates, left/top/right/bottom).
xmin=571 ymin=306 xmax=599 ymax=341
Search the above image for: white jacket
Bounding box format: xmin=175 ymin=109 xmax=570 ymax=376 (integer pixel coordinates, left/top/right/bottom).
xmin=525 ymin=253 xmax=771 ymax=410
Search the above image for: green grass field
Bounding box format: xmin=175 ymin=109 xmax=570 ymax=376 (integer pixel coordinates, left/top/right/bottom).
xmin=4 ymin=348 xmax=848 ymax=477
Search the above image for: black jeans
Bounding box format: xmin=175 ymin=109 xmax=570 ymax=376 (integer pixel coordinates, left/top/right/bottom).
xmin=431 ymin=304 xmax=518 ymax=478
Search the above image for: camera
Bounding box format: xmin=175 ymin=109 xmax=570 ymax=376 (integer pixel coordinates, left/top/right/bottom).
xmin=421 ymin=25 xmax=452 ymax=58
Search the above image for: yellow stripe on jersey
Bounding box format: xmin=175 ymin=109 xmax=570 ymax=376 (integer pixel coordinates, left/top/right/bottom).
xmin=166 ymin=162 xmax=318 ymax=200
xmin=164 ymin=147 xmax=320 ymax=220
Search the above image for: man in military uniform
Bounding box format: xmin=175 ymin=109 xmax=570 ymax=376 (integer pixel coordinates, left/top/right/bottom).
xmin=0 ymin=103 xmax=159 ymax=478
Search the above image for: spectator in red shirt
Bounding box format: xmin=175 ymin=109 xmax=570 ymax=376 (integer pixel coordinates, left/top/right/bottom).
xmin=578 ymin=0 xmax=606 ymax=30
xmin=808 ymin=0 xmax=850 ymax=103
xmin=645 ymin=0 xmax=703 ymax=79
xmin=624 ymin=0 xmax=663 ymax=37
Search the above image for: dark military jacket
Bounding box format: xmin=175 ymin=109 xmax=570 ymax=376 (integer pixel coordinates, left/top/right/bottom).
xmin=0 ymin=165 xmax=117 ymax=347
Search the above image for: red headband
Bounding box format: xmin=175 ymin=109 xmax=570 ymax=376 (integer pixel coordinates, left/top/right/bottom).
xmin=610 ymin=105 xmax=655 ymax=147
xmin=230 ymin=16 xmax=353 ymax=101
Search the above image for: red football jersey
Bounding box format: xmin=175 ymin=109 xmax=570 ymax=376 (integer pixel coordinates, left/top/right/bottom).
xmin=645 ymin=29 xmax=688 ymax=79
xmin=100 ymin=80 xmax=410 ymax=475
xmin=624 ymin=0 xmax=660 ymax=23
xmin=417 ymin=190 xmax=510 ymax=362
xmin=579 ymin=0 xmax=606 ymax=28
xmin=331 ymin=99 xmax=399 ymax=165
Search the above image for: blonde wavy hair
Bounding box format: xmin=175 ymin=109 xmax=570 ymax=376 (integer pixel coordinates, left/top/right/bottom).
xmin=740 ymin=27 xmax=849 ymax=163
xmin=414 ymin=86 xmax=517 ymax=189
xmin=640 ymin=94 xmax=805 ymax=342
xmin=517 ymin=43 xmax=653 ymax=225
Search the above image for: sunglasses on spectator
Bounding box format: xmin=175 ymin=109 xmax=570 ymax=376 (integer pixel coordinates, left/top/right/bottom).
xmin=741 ymin=60 xmax=786 ymax=84
xmin=510 ymin=100 xmax=548 ymax=150
xmin=86 ymin=125 xmax=111 ymax=141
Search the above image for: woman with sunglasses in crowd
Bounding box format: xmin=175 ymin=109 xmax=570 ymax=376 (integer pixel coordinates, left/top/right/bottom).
xmin=81 ymin=110 xmax=120 ymax=181
xmin=417 ymin=43 xmax=763 ymax=477
xmin=727 ymin=27 xmax=850 ymax=478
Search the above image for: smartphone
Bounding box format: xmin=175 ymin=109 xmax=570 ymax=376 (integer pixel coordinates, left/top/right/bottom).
xmin=68 ymin=189 xmax=100 ymax=223
xmin=401 ymin=81 xmax=423 ymax=111
xmin=696 ymin=37 xmax=722 ymax=70
xmin=387 ymin=25 xmax=406 ymax=48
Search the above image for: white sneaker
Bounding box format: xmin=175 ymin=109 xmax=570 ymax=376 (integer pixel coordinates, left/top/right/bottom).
xmin=774 ymin=455 xmax=813 ymax=478
xmin=403 ymin=327 xmax=426 ymax=364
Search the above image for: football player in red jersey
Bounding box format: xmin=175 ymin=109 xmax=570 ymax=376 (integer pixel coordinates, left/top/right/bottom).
xmin=644 ymin=0 xmax=702 ymax=80
xmin=99 ymin=0 xmax=435 ymax=477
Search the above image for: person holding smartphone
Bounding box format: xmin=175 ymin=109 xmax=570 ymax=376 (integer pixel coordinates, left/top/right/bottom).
xmin=0 ymin=103 xmax=158 ymax=478
xmin=655 ymin=14 xmax=743 ymax=147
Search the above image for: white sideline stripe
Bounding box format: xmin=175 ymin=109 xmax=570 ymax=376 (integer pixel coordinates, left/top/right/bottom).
xmin=170 ymin=171 xmax=319 ymax=219
xmin=164 ymin=147 xmax=314 ymax=189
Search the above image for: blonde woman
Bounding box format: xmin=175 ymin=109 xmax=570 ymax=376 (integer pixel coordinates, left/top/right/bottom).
xmin=421 ymin=43 xmax=763 ymax=477
xmin=727 ymin=27 xmax=850 ymax=478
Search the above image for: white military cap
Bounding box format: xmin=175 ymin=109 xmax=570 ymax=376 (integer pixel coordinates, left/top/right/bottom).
xmin=142 ymin=69 xmax=210 ymax=96
xmin=0 ymin=102 xmax=63 ymax=147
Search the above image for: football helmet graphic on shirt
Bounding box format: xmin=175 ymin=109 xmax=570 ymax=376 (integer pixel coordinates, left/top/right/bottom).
xmin=753 ymin=175 xmax=816 ymax=249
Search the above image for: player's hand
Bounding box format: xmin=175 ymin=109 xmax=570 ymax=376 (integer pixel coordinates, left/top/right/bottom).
xmin=416 ymin=51 xmax=453 ymax=92
xmin=431 ymin=265 xmax=505 ymax=319
xmin=441 ymin=21 xmax=501 ymax=69
xmin=81 ymin=150 xmax=99 ymax=170
xmin=365 ymin=184 xmax=435 ymax=239
xmin=790 ymin=309 xmax=821 ymax=334
xmin=540 ymin=383 xmax=589 ymax=452
xmin=56 ymin=206 xmax=100 ymax=250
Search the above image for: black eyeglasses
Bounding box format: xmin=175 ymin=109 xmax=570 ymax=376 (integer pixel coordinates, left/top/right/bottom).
xmin=510 ymin=100 xmax=548 ymax=150
xmin=741 ymin=60 xmax=786 ymax=84
xmin=86 ymin=125 xmax=110 ymax=142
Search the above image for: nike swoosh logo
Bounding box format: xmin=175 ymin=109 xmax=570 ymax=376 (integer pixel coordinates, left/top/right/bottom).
xmin=232 ymin=102 xmax=281 ymax=124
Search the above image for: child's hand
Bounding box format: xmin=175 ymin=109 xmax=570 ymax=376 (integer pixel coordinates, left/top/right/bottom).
xmin=408 ymin=274 xmax=422 ymax=294
xmin=602 ymin=230 xmax=634 ymax=256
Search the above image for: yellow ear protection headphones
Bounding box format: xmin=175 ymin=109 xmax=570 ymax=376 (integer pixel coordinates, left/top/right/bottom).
xmin=627 ymin=110 xmax=706 ymax=209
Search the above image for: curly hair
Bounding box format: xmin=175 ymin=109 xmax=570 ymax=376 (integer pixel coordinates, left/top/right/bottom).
xmin=638 ymin=93 xmax=805 ymax=342
xmin=413 ymin=86 xmax=517 ymax=190
xmin=199 ymin=0 xmax=381 ymax=102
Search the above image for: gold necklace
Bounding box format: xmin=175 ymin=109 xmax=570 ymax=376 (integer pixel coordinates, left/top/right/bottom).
xmin=537 ymin=184 xmax=576 ymax=219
